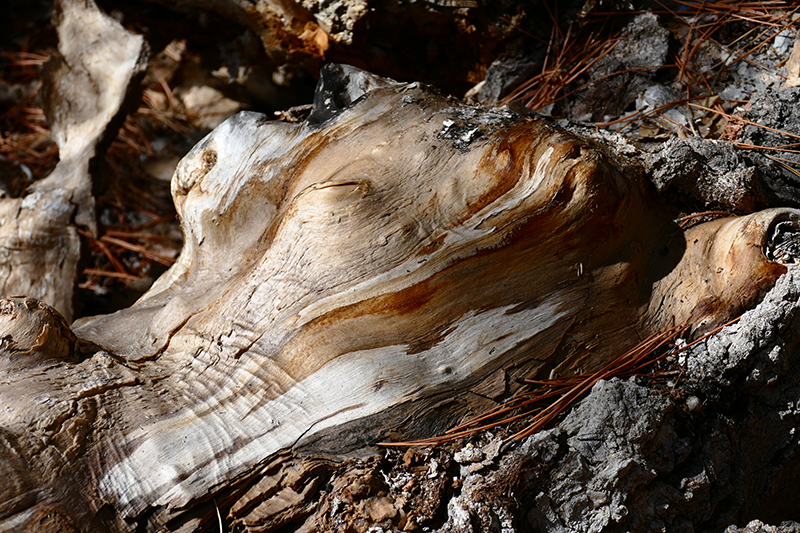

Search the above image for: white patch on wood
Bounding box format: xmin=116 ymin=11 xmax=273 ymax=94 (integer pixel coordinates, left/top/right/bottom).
xmin=99 ymin=294 xmax=571 ymax=511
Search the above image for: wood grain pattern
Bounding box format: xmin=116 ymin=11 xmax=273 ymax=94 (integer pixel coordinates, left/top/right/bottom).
xmin=0 ymin=0 xmax=146 ymax=321
xmin=1 ymin=62 xmax=798 ymax=531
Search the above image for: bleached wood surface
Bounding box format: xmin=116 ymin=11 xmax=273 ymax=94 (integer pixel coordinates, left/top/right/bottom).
xmin=0 ymin=0 xmax=146 ymax=321
xmin=1 ymin=60 xmax=798 ymax=532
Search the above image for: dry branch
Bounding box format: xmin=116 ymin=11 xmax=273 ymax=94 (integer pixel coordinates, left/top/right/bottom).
xmin=0 ymin=0 xmax=146 ymax=321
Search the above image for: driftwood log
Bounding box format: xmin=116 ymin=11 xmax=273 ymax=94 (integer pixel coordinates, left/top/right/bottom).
xmin=2 ymin=4 xmax=800 ymax=529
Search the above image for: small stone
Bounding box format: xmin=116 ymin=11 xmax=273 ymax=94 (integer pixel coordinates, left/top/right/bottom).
xmin=364 ymin=496 xmax=397 ymax=522
xmin=453 ymin=443 xmax=483 ymax=464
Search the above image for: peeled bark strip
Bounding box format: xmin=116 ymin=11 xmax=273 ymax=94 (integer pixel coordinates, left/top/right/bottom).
xmin=0 ymin=0 xmax=147 ymax=320
xmin=1 ymin=64 xmax=799 ymax=531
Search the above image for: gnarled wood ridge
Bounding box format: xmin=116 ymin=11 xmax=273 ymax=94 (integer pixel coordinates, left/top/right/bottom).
xmin=1 ymin=63 xmax=799 ymax=531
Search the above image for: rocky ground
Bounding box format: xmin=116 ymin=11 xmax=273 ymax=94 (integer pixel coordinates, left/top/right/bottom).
xmin=3 ymin=1 xmax=800 ymax=531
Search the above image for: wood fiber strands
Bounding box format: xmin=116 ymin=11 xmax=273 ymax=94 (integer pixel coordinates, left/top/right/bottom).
xmin=1 ymin=63 xmax=799 ymax=531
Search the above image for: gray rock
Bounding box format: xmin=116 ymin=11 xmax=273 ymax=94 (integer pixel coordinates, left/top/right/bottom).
xmin=642 ymin=136 xmax=767 ymax=212
xmin=739 ymin=87 xmax=800 ymax=207
xmin=298 ymin=0 xmax=367 ymax=44
xmin=724 ymin=520 xmax=800 ymax=533
xmin=639 ymin=87 xmax=800 ymax=212
xmin=475 ymin=39 xmax=545 ymax=105
xmin=570 ymin=13 xmax=669 ymax=122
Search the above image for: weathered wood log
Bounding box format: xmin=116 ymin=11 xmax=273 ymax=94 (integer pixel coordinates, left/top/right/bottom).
xmin=0 ymin=0 xmax=146 ymax=321
xmin=1 ymin=61 xmax=799 ymax=532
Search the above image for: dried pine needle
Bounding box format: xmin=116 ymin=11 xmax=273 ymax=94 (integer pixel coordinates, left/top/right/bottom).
xmin=382 ymin=316 xmax=743 ymax=448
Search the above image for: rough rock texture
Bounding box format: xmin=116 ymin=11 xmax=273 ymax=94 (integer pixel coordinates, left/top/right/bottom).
xmin=297 ymin=0 xmax=367 ymax=45
xmin=640 ymin=87 xmax=800 ymax=212
xmin=739 ymin=87 xmax=800 ymax=207
xmin=474 ymin=38 xmax=544 ymax=105
xmin=642 ymin=136 xmax=767 ymax=213
xmin=429 ymin=268 xmax=800 ymax=532
xmin=569 ymin=13 xmax=669 ymax=122
xmin=725 ymin=521 xmax=800 ymax=533
xmin=436 ymin=380 xmax=678 ymax=533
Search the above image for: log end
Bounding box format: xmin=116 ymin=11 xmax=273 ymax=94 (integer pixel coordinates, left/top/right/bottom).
xmin=0 ymin=297 xmax=78 ymax=370
xmin=647 ymin=208 xmax=800 ymax=335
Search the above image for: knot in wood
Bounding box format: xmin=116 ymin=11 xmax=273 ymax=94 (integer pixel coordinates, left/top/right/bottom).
xmin=0 ymin=296 xmax=78 ymax=370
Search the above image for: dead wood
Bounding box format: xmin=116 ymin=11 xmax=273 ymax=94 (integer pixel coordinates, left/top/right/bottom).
xmin=0 ymin=51 xmax=798 ymax=531
xmin=147 ymin=0 xmax=329 ymax=67
xmin=0 ymin=0 xmax=147 ymax=321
